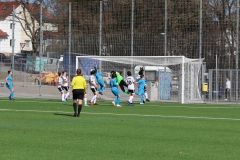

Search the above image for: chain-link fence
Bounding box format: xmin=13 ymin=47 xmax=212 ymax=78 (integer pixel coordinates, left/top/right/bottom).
xmin=0 ymin=0 xmax=239 ymax=103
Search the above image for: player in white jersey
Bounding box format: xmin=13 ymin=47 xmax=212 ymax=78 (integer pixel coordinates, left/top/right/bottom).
xmin=89 ymin=70 xmax=99 ymax=105
xmin=125 ymin=71 xmax=136 ymax=106
xmin=57 ymin=72 xmax=65 ymax=102
xmin=136 ymin=67 xmax=150 ymax=103
xmin=62 ymin=71 xmax=70 ymax=100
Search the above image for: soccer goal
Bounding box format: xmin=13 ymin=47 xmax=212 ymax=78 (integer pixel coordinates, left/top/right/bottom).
xmin=76 ymin=56 xmax=204 ymax=104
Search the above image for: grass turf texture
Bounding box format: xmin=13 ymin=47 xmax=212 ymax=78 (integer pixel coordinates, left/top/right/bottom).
xmin=0 ymin=98 xmax=240 ymax=160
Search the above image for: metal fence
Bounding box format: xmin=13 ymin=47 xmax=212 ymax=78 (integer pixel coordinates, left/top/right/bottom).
xmin=0 ymin=0 xmax=239 ymax=103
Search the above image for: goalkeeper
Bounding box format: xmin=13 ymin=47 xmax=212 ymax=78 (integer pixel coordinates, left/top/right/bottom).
xmin=111 ymin=71 xmax=128 ymax=94
xmin=94 ymin=63 xmax=106 ymax=95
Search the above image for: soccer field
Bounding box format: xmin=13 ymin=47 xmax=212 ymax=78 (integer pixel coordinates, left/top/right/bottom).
xmin=0 ymin=98 xmax=240 ymax=160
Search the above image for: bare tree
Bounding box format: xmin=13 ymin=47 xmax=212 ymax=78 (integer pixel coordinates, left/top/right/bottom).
xmin=13 ymin=0 xmax=53 ymax=55
xmin=204 ymin=0 xmax=238 ymax=69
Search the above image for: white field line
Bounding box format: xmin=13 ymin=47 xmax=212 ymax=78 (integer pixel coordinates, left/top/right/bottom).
xmin=0 ymin=100 xmax=63 ymax=103
xmin=1 ymin=100 xmax=240 ymax=108
xmin=0 ymin=108 xmax=240 ymax=121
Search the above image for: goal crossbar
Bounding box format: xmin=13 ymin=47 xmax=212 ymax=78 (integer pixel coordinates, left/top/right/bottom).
xmin=76 ymin=56 xmax=202 ymax=66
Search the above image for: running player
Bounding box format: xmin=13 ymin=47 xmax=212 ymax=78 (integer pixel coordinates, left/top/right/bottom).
xmin=57 ymin=72 xmax=65 ymax=102
xmin=125 ymin=71 xmax=136 ymax=106
xmin=5 ymin=70 xmax=14 ymax=100
xmin=62 ymin=71 xmax=70 ymax=100
xmin=135 ymin=74 xmax=148 ymax=104
xmin=89 ymin=69 xmax=98 ymax=105
xmin=94 ymin=63 xmax=106 ymax=95
xmin=110 ymin=72 xmax=121 ymax=107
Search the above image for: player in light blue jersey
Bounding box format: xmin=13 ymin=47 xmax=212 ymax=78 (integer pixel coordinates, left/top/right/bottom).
xmin=136 ymin=67 xmax=150 ymax=102
xmin=94 ymin=63 xmax=106 ymax=95
xmin=5 ymin=70 xmax=15 ymax=100
xmin=135 ymin=74 xmax=148 ymax=104
xmin=110 ymin=72 xmax=121 ymax=107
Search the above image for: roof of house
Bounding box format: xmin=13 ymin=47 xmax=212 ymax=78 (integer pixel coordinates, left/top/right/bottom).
xmin=0 ymin=29 xmax=9 ymax=37
xmin=0 ymin=2 xmax=20 ymax=20
xmin=23 ymin=3 xmax=55 ymax=20
xmin=0 ymin=2 xmax=54 ymax=21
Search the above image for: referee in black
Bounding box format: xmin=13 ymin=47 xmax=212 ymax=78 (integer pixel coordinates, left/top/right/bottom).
xmin=71 ymin=69 xmax=87 ymax=117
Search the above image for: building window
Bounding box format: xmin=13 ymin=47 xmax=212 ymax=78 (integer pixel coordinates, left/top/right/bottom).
xmin=2 ymin=4 xmax=10 ymax=10
xmin=10 ymin=39 xmax=15 ymax=47
xmin=25 ymin=24 xmax=30 ymax=30
xmin=25 ymin=40 xmax=30 ymax=48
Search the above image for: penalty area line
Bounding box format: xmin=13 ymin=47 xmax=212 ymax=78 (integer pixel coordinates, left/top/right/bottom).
xmin=0 ymin=109 xmax=240 ymax=121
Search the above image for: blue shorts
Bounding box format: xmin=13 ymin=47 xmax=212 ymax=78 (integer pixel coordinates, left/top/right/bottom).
xmin=6 ymin=85 xmax=13 ymax=90
xmin=111 ymin=87 xmax=120 ymax=96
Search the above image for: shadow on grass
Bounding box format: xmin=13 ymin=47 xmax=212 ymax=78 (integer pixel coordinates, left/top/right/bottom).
xmin=54 ymin=113 xmax=73 ymax=117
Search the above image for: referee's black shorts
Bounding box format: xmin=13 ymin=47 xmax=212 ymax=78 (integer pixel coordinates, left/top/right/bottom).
xmin=72 ymin=89 xmax=84 ymax=100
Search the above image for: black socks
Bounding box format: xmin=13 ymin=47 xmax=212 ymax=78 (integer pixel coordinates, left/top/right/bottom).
xmin=73 ymin=103 xmax=77 ymax=116
xmin=77 ymin=105 xmax=82 ymax=117
xmin=73 ymin=103 xmax=82 ymax=117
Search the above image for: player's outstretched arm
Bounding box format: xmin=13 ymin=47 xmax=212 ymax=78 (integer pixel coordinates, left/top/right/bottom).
xmin=99 ymin=72 xmax=104 ymax=76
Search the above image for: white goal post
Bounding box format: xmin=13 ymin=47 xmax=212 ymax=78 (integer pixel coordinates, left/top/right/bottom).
xmin=76 ymin=56 xmax=204 ymax=104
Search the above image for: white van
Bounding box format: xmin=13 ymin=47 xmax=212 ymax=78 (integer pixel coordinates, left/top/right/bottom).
xmin=134 ymin=65 xmax=171 ymax=81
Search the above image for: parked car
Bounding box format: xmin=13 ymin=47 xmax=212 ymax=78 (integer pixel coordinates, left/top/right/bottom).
xmin=4 ymin=53 xmax=27 ymax=64
xmin=0 ymin=53 xmax=7 ymax=62
xmin=15 ymin=58 xmax=27 ymax=71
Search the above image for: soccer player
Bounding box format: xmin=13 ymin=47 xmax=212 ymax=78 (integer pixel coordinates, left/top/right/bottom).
xmin=94 ymin=63 xmax=106 ymax=95
xmin=136 ymin=67 xmax=150 ymax=102
xmin=5 ymin=70 xmax=14 ymax=100
xmin=62 ymin=71 xmax=70 ymax=100
xmin=89 ymin=70 xmax=98 ymax=105
xmin=110 ymin=72 xmax=121 ymax=107
xmin=57 ymin=72 xmax=65 ymax=102
xmin=125 ymin=71 xmax=136 ymax=106
xmin=135 ymin=74 xmax=148 ymax=104
xmin=111 ymin=71 xmax=128 ymax=94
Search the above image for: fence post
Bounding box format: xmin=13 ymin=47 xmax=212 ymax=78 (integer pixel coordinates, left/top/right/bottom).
xmin=199 ymin=0 xmax=203 ymax=95
xmin=12 ymin=5 xmax=15 ymax=78
xmin=216 ymin=55 xmax=218 ymax=103
xmin=99 ymin=1 xmax=102 ymax=70
xmin=68 ymin=2 xmax=71 ymax=81
xmin=39 ymin=1 xmax=43 ymax=98
xmin=131 ymin=0 xmax=134 ymax=73
xmin=236 ymin=0 xmax=239 ymax=103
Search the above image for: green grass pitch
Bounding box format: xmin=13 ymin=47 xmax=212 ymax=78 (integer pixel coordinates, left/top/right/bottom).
xmin=0 ymin=98 xmax=240 ymax=160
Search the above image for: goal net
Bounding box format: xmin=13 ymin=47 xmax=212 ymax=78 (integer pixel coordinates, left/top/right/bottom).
xmin=76 ymin=56 xmax=203 ymax=104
